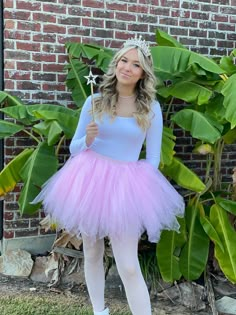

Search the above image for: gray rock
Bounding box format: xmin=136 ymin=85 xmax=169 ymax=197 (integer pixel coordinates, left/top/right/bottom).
xmin=179 ymin=282 xmax=206 ymax=311
xmin=158 ymin=281 xmax=206 ymax=311
xmin=216 ymin=296 xmax=236 ymax=314
xmin=30 ymin=256 xmax=53 ymax=283
xmin=0 ymin=249 xmax=33 ymax=277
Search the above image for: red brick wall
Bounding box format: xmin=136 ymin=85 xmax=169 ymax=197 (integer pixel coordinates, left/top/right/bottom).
xmin=2 ymin=0 xmax=236 ymax=240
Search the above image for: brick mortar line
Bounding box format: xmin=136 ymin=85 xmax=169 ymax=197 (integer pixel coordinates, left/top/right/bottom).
xmin=4 ymin=24 xmax=236 ymax=33
xmin=4 ymin=4 xmax=230 ymax=14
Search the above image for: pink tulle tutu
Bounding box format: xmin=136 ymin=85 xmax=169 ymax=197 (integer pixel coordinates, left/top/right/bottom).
xmin=33 ymin=150 xmax=185 ymax=242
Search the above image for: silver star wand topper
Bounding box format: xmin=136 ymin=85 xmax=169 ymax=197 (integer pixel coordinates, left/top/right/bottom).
xmin=84 ymin=70 xmax=98 ymax=121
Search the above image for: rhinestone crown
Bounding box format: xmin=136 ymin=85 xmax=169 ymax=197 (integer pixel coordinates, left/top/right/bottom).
xmin=123 ymin=35 xmax=151 ymax=57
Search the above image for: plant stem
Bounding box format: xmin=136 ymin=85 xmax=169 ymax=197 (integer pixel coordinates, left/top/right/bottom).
xmin=23 ymin=129 xmax=40 ymax=144
xmin=56 ymin=135 xmax=66 ymax=157
xmin=165 ymin=96 xmax=174 ymax=123
xmin=205 ymin=153 xmax=213 ymax=183
xmin=213 ymin=139 xmax=224 ymax=191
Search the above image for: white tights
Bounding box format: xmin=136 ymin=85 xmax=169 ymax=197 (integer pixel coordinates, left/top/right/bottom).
xmin=82 ymin=235 xmax=152 ymax=315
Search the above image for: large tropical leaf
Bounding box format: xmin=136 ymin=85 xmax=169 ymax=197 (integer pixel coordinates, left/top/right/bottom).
xmin=0 ymin=148 xmax=33 ymax=196
xmin=222 ymin=73 xmax=236 ymax=128
xmin=65 ymin=43 xmax=113 ymax=107
xmin=219 ymin=50 xmax=236 ymax=75
xmin=200 ymin=215 xmax=224 ymax=253
xmin=223 ymin=127 xmax=236 ymax=144
xmin=158 ymin=81 xmax=213 ymax=105
xmin=151 ymin=46 xmax=225 ymax=83
xmin=66 ymin=59 xmax=90 ymax=107
xmin=32 ymin=109 xmax=79 ymax=138
xmin=160 ymin=127 xmax=176 ymax=167
xmin=210 ymin=204 xmax=236 ymax=283
xmin=0 ymin=120 xmax=24 ymax=138
xmin=18 ymin=142 xmax=58 ymax=215
xmin=156 ymin=29 xmax=185 ymax=48
xmin=216 ymin=198 xmax=236 ymax=216
xmin=179 ymin=203 xmax=210 ymax=280
xmin=66 ymin=42 xmax=113 ymax=72
xmin=33 ymin=120 xmax=63 ymax=146
xmin=0 ymin=105 xmax=35 ymax=125
xmin=0 ymin=91 xmax=25 ymax=107
xmin=0 ymin=91 xmax=8 ymax=104
xmin=162 ymin=157 xmax=206 ymax=192
xmin=172 ymin=109 xmax=223 ymax=143
xmin=156 ymin=218 xmax=186 ymax=282
xmin=205 ymin=94 xmax=227 ymax=125
xmin=1 ymin=104 xmax=77 ymax=126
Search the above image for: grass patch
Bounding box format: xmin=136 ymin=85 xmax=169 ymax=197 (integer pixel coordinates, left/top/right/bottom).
xmin=0 ymin=294 xmax=130 ymax=315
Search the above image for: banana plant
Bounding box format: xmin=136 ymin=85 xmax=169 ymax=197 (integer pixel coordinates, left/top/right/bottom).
xmin=1 ymin=29 xmax=236 ymax=285
xmin=0 ymin=93 xmax=79 ymax=214
xmin=154 ymin=30 xmax=236 ymax=284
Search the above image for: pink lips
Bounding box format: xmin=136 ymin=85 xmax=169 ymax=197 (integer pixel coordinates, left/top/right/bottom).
xmin=120 ymin=72 xmax=130 ymax=78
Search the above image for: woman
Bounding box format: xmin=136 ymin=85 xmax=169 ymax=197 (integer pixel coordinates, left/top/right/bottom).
xmin=34 ymin=36 xmax=185 ymax=315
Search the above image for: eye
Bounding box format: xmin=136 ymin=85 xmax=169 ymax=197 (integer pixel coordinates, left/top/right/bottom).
xmin=120 ymin=58 xmax=127 ymax=63
xmin=133 ymin=63 xmax=140 ymax=68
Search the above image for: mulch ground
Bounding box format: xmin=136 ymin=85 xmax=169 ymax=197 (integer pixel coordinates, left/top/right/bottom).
xmin=0 ymin=273 xmax=212 ymax=315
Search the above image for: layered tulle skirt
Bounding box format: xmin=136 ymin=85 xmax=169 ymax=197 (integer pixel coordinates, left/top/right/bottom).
xmin=33 ymin=150 xmax=185 ymax=242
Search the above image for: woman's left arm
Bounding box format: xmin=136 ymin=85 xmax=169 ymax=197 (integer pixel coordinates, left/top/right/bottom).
xmin=145 ymin=101 xmax=163 ymax=169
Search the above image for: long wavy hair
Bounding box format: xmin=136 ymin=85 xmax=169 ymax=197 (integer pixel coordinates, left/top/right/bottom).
xmin=94 ymin=45 xmax=157 ymax=130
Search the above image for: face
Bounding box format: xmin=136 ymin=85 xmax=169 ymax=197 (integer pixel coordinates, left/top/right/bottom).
xmin=115 ymin=48 xmax=144 ymax=91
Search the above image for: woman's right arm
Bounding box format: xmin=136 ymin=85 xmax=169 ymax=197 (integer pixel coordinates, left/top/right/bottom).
xmin=69 ymin=96 xmax=98 ymax=156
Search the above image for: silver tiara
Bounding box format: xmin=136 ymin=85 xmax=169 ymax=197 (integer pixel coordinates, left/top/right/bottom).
xmin=123 ymin=35 xmax=151 ymax=57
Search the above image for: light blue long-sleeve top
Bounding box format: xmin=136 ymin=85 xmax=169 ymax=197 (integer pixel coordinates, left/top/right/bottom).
xmin=69 ymin=94 xmax=163 ymax=169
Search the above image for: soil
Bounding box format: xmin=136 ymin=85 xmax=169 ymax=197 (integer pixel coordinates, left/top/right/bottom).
xmin=0 ymin=273 xmax=212 ymax=315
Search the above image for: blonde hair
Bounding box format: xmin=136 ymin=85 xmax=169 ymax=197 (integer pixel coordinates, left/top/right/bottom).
xmin=94 ymin=45 xmax=157 ymax=130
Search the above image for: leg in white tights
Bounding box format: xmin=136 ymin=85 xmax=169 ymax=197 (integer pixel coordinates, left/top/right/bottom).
xmin=111 ymin=236 xmax=152 ymax=315
xmin=82 ymin=235 xmax=105 ymax=313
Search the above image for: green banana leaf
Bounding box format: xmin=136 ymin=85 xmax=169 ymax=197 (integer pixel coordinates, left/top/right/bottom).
xmin=158 ymin=81 xmax=213 ymax=106
xmin=18 ymin=142 xmax=58 ymax=215
xmin=0 ymin=148 xmax=33 ymax=196
xmin=200 ymin=215 xmax=224 ymax=253
xmin=151 ymin=46 xmax=225 ymax=81
xmin=216 ymin=198 xmax=236 ymax=216
xmin=172 ymin=109 xmax=223 ymax=143
xmin=162 ymin=157 xmax=206 ymax=192
xmin=0 ymin=91 xmax=25 ymax=107
xmin=66 ymin=42 xmax=113 ymax=72
xmin=220 ymin=53 xmax=236 ymax=75
xmin=32 ymin=110 xmax=79 ymax=139
xmin=205 ymin=94 xmax=227 ymax=125
xmin=1 ymin=103 xmax=77 ymax=126
xmin=160 ymin=127 xmax=176 ymax=167
xmin=0 ymin=120 xmax=24 ymax=138
xmin=156 ymin=29 xmax=185 ymax=48
xmin=0 ymin=105 xmax=35 ymax=125
xmin=65 ymin=43 xmax=113 ymax=107
xmin=210 ymin=204 xmax=236 ymax=283
xmin=0 ymin=91 xmax=8 ymax=103
xmin=33 ymin=120 xmax=63 ymax=146
xmin=179 ymin=204 xmax=210 ymax=280
xmin=223 ymin=127 xmax=236 ymax=144
xmin=66 ymin=59 xmax=90 ymax=107
xmin=156 ymin=218 xmax=186 ymax=282
xmin=222 ymin=73 xmax=236 ymax=128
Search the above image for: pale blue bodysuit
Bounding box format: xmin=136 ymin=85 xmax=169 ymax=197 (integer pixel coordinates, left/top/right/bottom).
xmin=69 ymin=94 xmax=163 ymax=169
